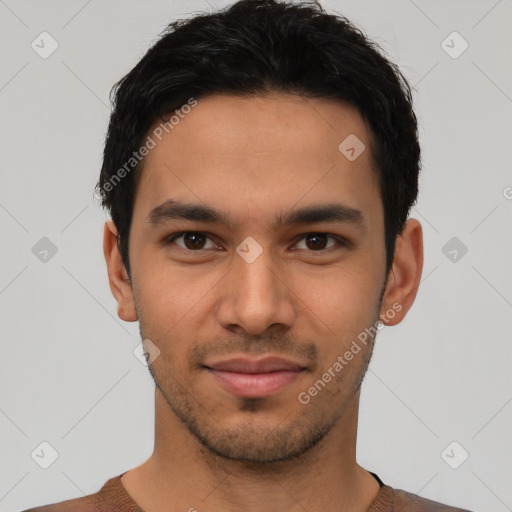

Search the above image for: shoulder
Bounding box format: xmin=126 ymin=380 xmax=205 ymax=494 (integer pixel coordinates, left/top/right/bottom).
xmin=393 ymin=487 xmax=474 ymax=511
xmin=20 ymin=493 xmax=97 ymax=512
xmin=19 ymin=473 xmax=139 ymax=512
xmin=19 ymin=475 xmax=119 ymax=512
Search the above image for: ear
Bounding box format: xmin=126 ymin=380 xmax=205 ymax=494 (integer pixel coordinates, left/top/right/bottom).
xmin=379 ymin=218 xmax=423 ymax=326
xmin=103 ymin=220 xmax=138 ymax=322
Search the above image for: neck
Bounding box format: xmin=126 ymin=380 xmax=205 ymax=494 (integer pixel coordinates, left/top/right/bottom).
xmin=121 ymin=387 xmax=380 ymax=512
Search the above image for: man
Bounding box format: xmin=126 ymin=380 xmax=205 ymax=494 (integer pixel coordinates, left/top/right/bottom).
xmin=23 ymin=0 xmax=474 ymax=510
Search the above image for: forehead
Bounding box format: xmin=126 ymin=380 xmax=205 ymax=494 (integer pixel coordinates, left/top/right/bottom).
xmin=144 ymin=93 xmax=373 ymax=165
xmin=133 ymin=93 xmax=381 ymax=228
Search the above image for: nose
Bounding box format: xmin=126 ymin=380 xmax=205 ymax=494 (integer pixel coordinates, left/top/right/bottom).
xmin=217 ymin=246 xmax=296 ymax=336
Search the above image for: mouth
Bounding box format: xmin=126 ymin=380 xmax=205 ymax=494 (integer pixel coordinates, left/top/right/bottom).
xmin=203 ymin=356 xmax=307 ymax=398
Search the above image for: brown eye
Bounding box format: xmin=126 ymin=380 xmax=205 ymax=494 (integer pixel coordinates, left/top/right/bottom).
xmin=167 ymin=232 xmax=216 ymax=251
xmin=183 ymin=232 xmax=206 ymax=249
xmin=295 ymin=233 xmax=340 ymax=251
xmin=305 ymin=233 xmax=328 ymax=250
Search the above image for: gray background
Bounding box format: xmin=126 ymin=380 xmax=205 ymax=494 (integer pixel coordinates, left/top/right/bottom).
xmin=1 ymin=1 xmax=511 ymax=511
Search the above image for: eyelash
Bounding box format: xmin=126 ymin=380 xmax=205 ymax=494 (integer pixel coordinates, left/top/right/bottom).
xmin=163 ymin=231 xmax=347 ymax=253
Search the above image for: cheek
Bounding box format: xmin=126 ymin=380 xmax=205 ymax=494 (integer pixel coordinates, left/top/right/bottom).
xmin=133 ymin=261 xmax=234 ymax=377
xmin=296 ymin=264 xmax=381 ymax=328
xmin=293 ymin=269 xmax=382 ymax=376
xmin=135 ymin=255 xmax=222 ymax=322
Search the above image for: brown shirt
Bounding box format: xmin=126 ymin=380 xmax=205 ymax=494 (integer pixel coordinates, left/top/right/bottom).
xmin=21 ymin=472 xmax=473 ymax=511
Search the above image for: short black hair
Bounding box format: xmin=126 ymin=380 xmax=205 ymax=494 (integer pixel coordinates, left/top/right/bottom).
xmin=96 ymin=0 xmax=421 ymax=277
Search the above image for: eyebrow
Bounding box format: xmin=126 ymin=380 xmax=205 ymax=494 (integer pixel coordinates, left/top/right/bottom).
xmin=146 ymin=199 xmax=364 ymax=231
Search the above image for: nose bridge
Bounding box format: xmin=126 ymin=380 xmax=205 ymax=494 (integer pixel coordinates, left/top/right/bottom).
xmin=220 ymin=241 xmax=294 ymax=334
xmin=235 ymin=242 xmax=279 ymax=305
xmin=237 ymin=248 xmax=276 ymax=298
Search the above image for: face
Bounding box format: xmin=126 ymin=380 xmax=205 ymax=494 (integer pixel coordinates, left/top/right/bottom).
xmin=116 ymin=93 xmax=397 ymax=462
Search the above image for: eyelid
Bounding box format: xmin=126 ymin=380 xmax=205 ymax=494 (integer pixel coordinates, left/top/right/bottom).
xmin=292 ymin=233 xmax=347 ymax=251
xmin=164 ymin=231 xmax=347 ymax=252
xmin=164 ymin=231 xmax=220 ymax=250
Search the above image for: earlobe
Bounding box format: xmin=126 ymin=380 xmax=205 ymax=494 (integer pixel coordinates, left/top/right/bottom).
xmin=379 ymin=218 xmax=423 ymax=326
xmin=103 ymin=220 xmax=138 ymax=322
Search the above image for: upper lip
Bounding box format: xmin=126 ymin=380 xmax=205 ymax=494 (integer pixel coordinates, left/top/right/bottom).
xmin=204 ymin=356 xmax=306 ymax=373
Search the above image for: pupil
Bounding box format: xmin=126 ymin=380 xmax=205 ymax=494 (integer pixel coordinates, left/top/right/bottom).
xmin=306 ymin=234 xmax=327 ymax=250
xmin=184 ymin=233 xmax=205 ymax=249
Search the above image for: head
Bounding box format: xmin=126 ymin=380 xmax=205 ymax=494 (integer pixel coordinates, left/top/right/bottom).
xmin=100 ymin=0 xmax=423 ymax=464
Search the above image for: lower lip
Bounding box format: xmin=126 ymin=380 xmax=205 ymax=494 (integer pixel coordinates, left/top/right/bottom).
xmin=206 ymin=368 xmax=304 ymax=398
